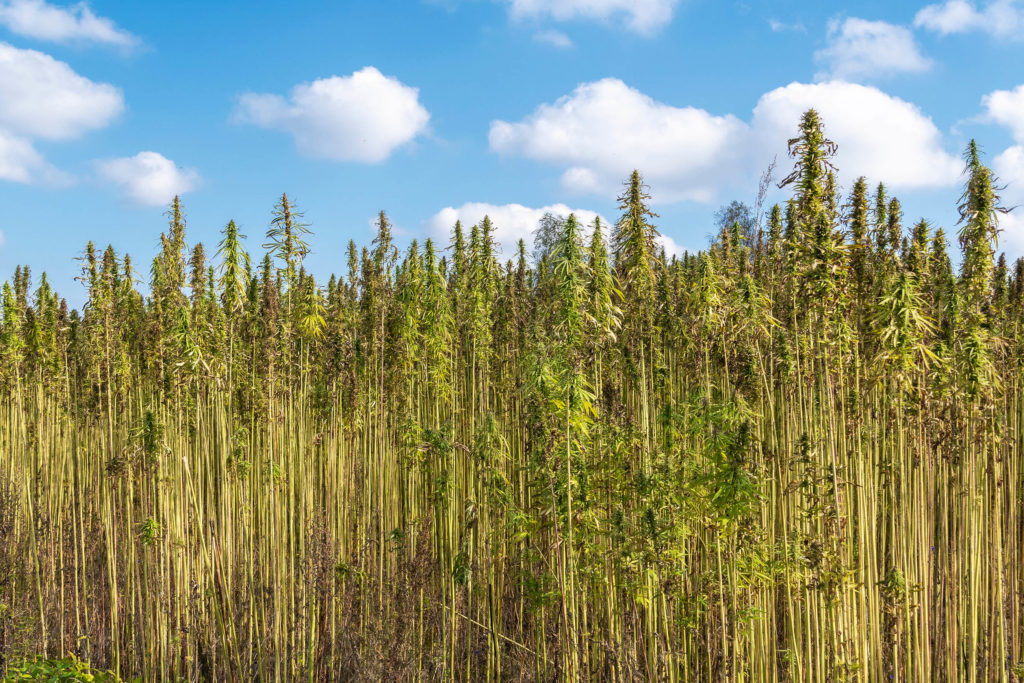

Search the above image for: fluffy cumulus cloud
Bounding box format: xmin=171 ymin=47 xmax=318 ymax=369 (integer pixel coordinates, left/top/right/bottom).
xmin=814 ymin=18 xmax=932 ymax=81
xmin=506 ymin=0 xmax=677 ymax=34
xmin=489 ymin=78 xmax=747 ymax=202
xmin=489 ymin=78 xmax=960 ymax=204
xmin=0 ymin=41 xmax=122 ymax=183
xmin=0 ymin=42 xmax=123 ymax=140
xmin=985 ymin=85 xmax=1024 ymax=253
xmin=993 ymin=145 xmax=1024 ymax=253
xmin=428 ymin=202 xmax=606 ymax=257
xmin=914 ymin=0 xmax=1024 ymax=39
xmin=751 ymin=81 xmax=962 ymax=189
xmin=983 ymin=84 xmax=1024 ymax=143
xmin=96 ymin=151 xmax=200 ymax=207
xmin=0 ymin=0 xmax=137 ymax=47
xmin=235 ymin=66 xmax=429 ymax=163
xmin=0 ymin=130 xmax=54 ymax=183
xmin=997 ymin=145 xmax=1024 ymax=185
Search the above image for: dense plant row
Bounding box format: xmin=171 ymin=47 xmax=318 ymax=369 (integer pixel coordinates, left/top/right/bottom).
xmin=0 ymin=110 xmax=1022 ymax=681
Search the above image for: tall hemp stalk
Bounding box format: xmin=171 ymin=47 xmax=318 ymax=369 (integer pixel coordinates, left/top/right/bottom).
xmin=0 ymin=110 xmax=1022 ymax=682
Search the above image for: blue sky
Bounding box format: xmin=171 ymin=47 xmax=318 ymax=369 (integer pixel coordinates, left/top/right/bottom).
xmin=1 ymin=0 xmax=1023 ymax=304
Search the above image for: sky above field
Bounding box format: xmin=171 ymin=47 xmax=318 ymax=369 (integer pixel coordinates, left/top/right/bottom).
xmin=1 ymin=0 xmax=1023 ymax=301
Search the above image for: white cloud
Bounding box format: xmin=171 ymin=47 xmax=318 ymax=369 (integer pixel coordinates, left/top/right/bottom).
xmin=427 ymin=201 xmax=689 ymax=263
xmin=489 ymin=78 xmax=747 ymax=202
xmin=999 ymin=211 xmax=1024 ymax=256
xmin=506 ymin=0 xmax=677 ymax=34
xmin=0 ymin=229 xmax=5 ymax=247
xmin=234 ymin=66 xmax=429 ymax=163
xmin=914 ymin=0 xmax=1024 ymax=39
xmin=769 ymin=18 xmax=806 ymax=32
xmin=994 ymin=145 xmax=1024 ymax=254
xmin=916 ymin=0 xmax=982 ymax=32
xmin=0 ymin=130 xmax=53 ymax=182
xmin=534 ymin=28 xmax=573 ymax=47
xmin=0 ymin=42 xmax=121 ymax=184
xmin=0 ymin=42 xmax=123 ymax=140
xmin=657 ymin=232 xmax=688 ymax=259
xmin=986 ymin=86 xmax=1024 ymax=253
xmin=0 ymin=0 xmax=137 ymax=47
xmin=997 ymin=143 xmax=1024 ymax=184
xmin=96 ymin=151 xmax=199 ymax=207
xmin=983 ymin=84 xmax=1024 ymax=143
xmin=814 ymin=17 xmax=932 ymax=81
xmin=489 ymin=78 xmax=959 ymax=206
xmin=752 ymin=82 xmax=961 ymax=189
xmin=427 ymin=202 xmax=605 ymax=257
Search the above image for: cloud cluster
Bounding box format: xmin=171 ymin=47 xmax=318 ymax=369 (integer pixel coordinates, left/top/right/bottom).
xmin=490 ymin=78 xmax=961 ymax=204
xmin=0 ymin=128 xmax=60 ymax=182
xmin=915 ymin=0 xmax=1024 ymax=39
xmin=0 ymin=1 xmax=1015 ymax=257
xmin=983 ymin=84 xmax=1024 ymax=143
xmin=994 ymin=149 xmax=1024 ymax=255
xmin=985 ymin=85 xmax=1024 ymax=253
xmin=814 ymin=18 xmax=932 ymax=81
xmin=0 ymin=41 xmax=122 ymax=183
xmin=96 ymin=151 xmax=200 ymax=207
xmin=0 ymin=42 xmax=123 ymax=140
xmin=0 ymin=7 xmax=197 ymax=205
xmin=0 ymin=0 xmax=137 ymax=47
xmin=752 ymin=81 xmax=961 ymax=189
xmin=235 ymin=67 xmax=430 ymax=163
xmin=490 ymin=78 xmax=747 ymax=203
xmin=506 ymin=0 xmax=678 ymax=35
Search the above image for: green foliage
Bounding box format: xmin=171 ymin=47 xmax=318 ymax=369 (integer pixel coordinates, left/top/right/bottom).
xmin=263 ymin=192 xmax=312 ymax=293
xmin=3 ymin=656 xmax=123 ymax=682
xmin=0 ymin=109 xmax=1021 ymax=682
